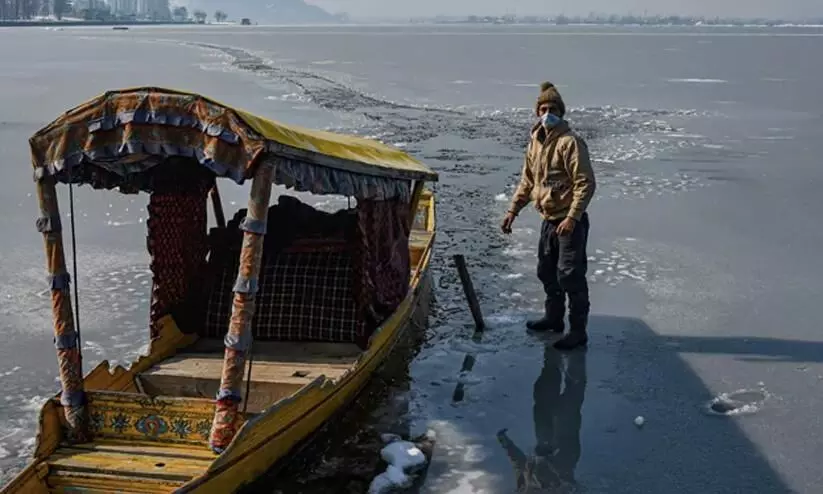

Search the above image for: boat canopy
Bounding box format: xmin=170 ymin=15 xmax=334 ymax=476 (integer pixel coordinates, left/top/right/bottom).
xmin=29 ymin=87 xmax=437 ymax=200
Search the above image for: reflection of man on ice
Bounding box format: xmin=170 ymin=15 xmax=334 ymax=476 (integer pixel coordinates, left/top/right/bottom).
xmin=497 ymin=347 xmax=587 ymax=492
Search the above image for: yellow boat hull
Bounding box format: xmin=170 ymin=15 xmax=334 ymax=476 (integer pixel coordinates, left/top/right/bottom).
xmin=2 ymin=191 xmax=436 ymax=494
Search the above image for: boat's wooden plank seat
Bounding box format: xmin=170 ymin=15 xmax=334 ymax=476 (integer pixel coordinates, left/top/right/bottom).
xmin=67 ymin=440 xmax=215 ymax=461
xmin=46 ymin=440 xmax=211 ymax=493
xmin=181 ymin=338 xmax=363 ymax=363
xmin=138 ymin=340 xmax=362 ymax=413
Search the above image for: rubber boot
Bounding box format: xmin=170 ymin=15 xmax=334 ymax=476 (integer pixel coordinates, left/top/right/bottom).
xmin=527 ymin=296 xmax=565 ymax=333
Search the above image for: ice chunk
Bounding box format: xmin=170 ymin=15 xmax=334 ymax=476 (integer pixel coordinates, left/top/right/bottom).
xmin=381 ymin=440 xmax=428 ymax=474
xmin=704 ymin=389 xmax=767 ymax=416
xmin=387 ymin=465 xmax=412 ymax=485
xmin=500 ymin=273 xmax=524 ymax=280
xmin=368 ymin=465 xmax=413 ymax=494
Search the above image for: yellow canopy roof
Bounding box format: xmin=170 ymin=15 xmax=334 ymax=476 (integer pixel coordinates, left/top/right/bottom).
xmin=233 ymin=106 xmax=435 ymax=181
xmin=29 ymin=87 xmax=437 ymax=196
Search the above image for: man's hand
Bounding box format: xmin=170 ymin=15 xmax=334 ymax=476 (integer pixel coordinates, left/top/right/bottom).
xmin=555 ymin=217 xmax=576 ymax=236
xmin=501 ymin=212 xmax=516 ymax=234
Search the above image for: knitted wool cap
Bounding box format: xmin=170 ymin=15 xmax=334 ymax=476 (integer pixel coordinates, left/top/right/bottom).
xmin=535 ymin=81 xmax=566 ymax=117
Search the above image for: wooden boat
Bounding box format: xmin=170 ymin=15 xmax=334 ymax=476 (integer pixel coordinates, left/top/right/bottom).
xmin=2 ymin=87 xmax=437 ymax=493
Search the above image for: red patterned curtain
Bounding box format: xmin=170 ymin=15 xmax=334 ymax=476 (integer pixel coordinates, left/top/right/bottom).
xmin=146 ymin=159 xmax=213 ymax=339
xmin=355 ymin=198 xmax=411 ymax=343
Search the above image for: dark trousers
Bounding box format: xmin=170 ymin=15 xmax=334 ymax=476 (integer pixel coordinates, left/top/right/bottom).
xmin=536 ymin=213 xmax=590 ymax=332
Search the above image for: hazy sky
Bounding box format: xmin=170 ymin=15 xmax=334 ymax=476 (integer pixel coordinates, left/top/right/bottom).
xmin=308 ymin=0 xmax=823 ymax=20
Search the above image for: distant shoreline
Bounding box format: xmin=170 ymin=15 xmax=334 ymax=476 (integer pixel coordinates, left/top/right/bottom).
xmin=0 ymin=20 xmax=198 ymax=28
xmin=3 ymin=19 xmax=822 ymax=30
xmin=425 ymin=22 xmax=823 ymax=28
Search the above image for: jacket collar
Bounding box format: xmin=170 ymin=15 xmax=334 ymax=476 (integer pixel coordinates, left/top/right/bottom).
xmin=531 ymin=120 xmax=571 ymax=146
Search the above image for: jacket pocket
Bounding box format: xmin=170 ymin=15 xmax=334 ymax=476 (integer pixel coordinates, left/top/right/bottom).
xmin=542 ymin=169 xmax=569 ymax=196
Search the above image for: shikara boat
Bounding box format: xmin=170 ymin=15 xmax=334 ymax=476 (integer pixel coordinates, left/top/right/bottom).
xmin=2 ymin=87 xmax=437 ymax=493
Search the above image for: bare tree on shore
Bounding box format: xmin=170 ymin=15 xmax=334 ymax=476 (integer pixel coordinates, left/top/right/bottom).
xmin=172 ymin=5 xmax=188 ymax=21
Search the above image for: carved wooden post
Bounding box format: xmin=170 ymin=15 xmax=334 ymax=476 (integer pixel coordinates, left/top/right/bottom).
xmin=35 ymin=174 xmax=89 ymax=442
xmin=209 ymin=162 xmax=273 ymax=453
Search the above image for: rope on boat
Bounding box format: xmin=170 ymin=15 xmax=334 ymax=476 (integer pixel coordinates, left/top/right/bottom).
xmin=68 ymin=171 xmax=84 ymax=364
xmin=243 ymin=341 xmax=254 ymax=414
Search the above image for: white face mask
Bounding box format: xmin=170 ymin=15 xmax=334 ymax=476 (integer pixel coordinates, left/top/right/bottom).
xmin=541 ymin=112 xmax=561 ymax=128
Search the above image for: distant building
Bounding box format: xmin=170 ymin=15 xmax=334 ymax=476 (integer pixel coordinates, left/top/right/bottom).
xmin=110 ymin=0 xmax=138 ymax=16
xmin=74 ymin=0 xmax=108 ymax=10
xmin=138 ymin=0 xmax=170 ymax=19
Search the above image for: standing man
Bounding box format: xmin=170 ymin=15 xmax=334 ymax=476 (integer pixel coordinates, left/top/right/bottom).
xmin=501 ymin=82 xmax=596 ymax=351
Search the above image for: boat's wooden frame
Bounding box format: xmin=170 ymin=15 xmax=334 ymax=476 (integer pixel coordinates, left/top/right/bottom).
xmin=1 ymin=88 xmax=438 ymax=493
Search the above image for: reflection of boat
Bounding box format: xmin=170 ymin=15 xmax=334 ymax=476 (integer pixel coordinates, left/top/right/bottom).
xmin=497 ymin=346 xmax=586 ymax=492
xmin=2 ymin=87 xmax=437 ymax=493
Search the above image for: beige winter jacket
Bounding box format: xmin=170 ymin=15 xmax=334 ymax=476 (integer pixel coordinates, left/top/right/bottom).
xmin=509 ymin=121 xmax=596 ymax=221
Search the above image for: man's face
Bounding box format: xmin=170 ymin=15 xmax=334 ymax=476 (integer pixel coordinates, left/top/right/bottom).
xmin=538 ymin=103 xmax=551 ymax=117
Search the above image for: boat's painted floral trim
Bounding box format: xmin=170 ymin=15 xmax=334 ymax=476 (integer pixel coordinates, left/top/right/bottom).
xmin=72 ymin=392 xmax=229 ymax=446
xmin=171 ymin=418 xmax=193 ymax=439
xmin=135 ymin=415 xmax=170 ymax=438
xmin=111 ymin=413 xmax=130 ymax=434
